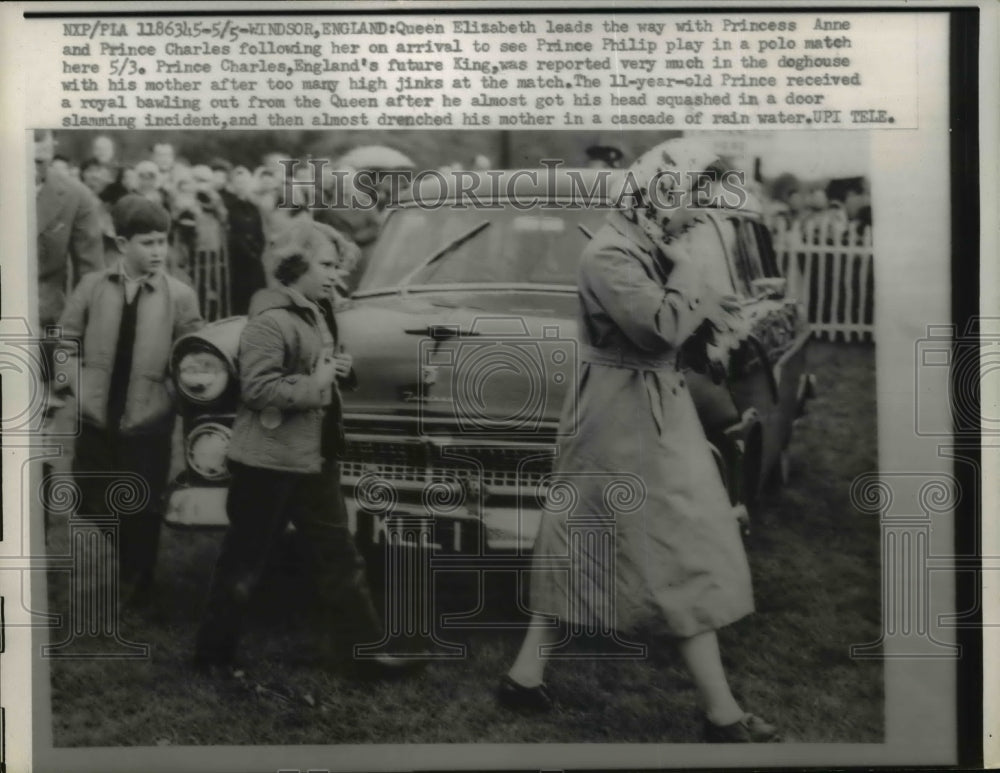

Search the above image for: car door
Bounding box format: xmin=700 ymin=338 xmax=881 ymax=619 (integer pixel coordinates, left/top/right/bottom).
xmin=746 ymin=217 xmax=811 ymax=452
xmin=727 ymin=215 xmax=810 ymax=484
xmin=675 ymin=214 xmax=743 ymax=440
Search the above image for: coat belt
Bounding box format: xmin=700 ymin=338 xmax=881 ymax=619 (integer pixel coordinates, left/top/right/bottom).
xmin=579 ymin=344 xmax=679 ymax=372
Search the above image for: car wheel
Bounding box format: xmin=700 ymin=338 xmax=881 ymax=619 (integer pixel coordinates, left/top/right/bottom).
xmin=765 ymin=447 xmax=792 ymax=492
xmin=777 ymin=448 xmax=792 ymax=486
xmin=741 ymin=432 xmax=767 ymax=533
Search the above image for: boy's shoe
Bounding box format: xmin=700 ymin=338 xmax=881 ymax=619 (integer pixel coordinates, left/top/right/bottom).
xmin=703 ymin=713 xmax=781 ymax=743
xmin=496 ymin=675 xmax=554 ymax=712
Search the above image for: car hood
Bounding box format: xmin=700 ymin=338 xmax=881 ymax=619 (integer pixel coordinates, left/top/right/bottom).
xmin=337 ymin=290 xmax=579 ymax=434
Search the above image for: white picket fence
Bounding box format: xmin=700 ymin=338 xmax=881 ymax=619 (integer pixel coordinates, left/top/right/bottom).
xmin=769 ymin=216 xmax=875 ymax=343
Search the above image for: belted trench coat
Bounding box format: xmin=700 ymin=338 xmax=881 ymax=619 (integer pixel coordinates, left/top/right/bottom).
xmin=529 ymin=212 xmax=755 ymax=638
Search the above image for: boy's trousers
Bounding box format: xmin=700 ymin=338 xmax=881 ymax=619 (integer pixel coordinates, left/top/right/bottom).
xmin=195 ymin=460 xmax=384 ymax=666
xmin=73 ymin=423 xmax=172 ymax=590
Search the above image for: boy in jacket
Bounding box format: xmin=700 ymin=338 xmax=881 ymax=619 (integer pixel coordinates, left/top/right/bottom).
xmin=58 ymin=195 xmax=204 ymax=605
xmin=194 ymin=219 xmax=415 ymax=680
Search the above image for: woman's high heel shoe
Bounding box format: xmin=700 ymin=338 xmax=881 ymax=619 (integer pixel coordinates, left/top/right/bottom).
xmin=496 ymin=675 xmax=554 ymax=711
xmin=704 ymin=713 xmax=781 ymax=742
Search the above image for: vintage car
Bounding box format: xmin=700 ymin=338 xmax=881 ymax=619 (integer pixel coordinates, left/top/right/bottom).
xmin=166 ymin=168 xmax=814 ymax=559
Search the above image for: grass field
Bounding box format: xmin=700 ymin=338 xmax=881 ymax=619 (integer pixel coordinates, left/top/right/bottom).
xmin=43 ymin=341 xmax=881 ymax=746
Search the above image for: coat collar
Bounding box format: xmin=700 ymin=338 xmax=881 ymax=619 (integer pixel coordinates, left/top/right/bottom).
xmin=106 ymin=261 xmax=163 ymax=292
xmin=284 ymin=285 xmax=322 ymax=318
xmin=247 ymin=284 xmax=321 ymax=321
xmin=607 ymin=209 xmax=658 ymax=256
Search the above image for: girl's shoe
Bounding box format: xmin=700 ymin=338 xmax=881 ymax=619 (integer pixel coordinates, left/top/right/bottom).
xmin=704 ymin=713 xmax=781 ymax=742
xmin=496 ymin=675 xmax=554 ymax=711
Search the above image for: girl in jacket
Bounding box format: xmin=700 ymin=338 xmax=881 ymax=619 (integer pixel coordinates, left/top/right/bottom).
xmin=498 ymin=139 xmax=780 ymax=743
xmin=195 ymin=219 xmax=416 ymax=680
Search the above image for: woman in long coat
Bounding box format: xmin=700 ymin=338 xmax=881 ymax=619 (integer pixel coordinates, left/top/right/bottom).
xmin=499 ymin=139 xmax=779 ymax=743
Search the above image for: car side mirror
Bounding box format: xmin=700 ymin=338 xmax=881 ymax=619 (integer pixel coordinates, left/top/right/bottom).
xmin=750 ymin=277 xmax=786 ymax=299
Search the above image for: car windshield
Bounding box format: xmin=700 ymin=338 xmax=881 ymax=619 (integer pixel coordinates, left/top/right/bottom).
xmin=357 ymin=206 xmax=612 ymax=291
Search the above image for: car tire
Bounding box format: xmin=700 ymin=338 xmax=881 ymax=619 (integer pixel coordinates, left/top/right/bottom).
xmin=741 ymin=433 xmax=767 ymax=533
xmin=764 ymin=447 xmax=792 ymax=493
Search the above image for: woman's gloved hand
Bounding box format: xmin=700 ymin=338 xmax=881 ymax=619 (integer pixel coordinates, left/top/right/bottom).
xmin=681 ymin=295 xmax=746 ymax=384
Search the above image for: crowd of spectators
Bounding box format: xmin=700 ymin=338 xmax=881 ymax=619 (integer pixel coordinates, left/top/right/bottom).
xmin=44 ymin=135 xmax=510 ymax=317
xmin=41 ymin=133 xmax=874 ymax=321
xmin=763 ymin=172 xmax=873 ymax=242
xmin=50 ymin=136 xmax=292 ymax=315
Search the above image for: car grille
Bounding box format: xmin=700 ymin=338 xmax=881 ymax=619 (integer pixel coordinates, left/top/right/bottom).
xmin=340 ymin=437 xmax=555 ymax=494
xmin=347 ymin=438 xmax=424 ymax=467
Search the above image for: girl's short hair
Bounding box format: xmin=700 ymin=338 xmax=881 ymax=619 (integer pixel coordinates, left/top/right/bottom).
xmin=264 ymin=218 xmax=360 ymax=286
xmin=273 ymin=253 xmax=311 ymax=286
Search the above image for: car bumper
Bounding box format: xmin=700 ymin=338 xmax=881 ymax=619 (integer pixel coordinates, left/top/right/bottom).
xmin=164 ymin=482 xmax=542 ymax=553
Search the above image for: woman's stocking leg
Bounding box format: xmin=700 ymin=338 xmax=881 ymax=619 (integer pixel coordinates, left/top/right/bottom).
xmin=507 ymin=614 xmax=560 ymax=687
xmin=677 ymin=630 xmax=744 ymax=725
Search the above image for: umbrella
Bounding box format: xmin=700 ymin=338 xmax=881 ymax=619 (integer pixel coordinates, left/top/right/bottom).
xmin=337 ymin=145 xmax=415 ymax=171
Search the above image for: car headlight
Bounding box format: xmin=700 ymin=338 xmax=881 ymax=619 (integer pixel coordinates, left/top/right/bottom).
xmin=176 ymin=349 xmax=230 ymax=403
xmin=186 ymin=422 xmax=231 ymax=481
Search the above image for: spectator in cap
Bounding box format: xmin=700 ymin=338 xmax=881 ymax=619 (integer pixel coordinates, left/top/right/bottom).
xmin=219 ymin=163 xmax=267 ymax=315
xmin=49 ymin=155 xmax=73 ymax=180
xmin=209 ymin=157 xmax=233 ymax=193
xmin=80 ymin=157 xmax=120 ymax=254
xmin=169 ymin=165 xmax=230 ymax=314
xmin=133 ymin=160 xmax=167 ymax=208
xmin=92 ymin=136 xmax=116 ymax=166
xmin=91 ymin=135 xmax=128 ymax=201
xmin=35 ymin=129 xmax=103 ymax=395
xmin=152 ymin=141 xmax=175 ymax=176
xmin=585 ymin=144 xmax=625 ymax=169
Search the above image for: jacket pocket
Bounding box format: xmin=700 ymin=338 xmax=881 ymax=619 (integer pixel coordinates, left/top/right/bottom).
xmin=79 ymin=365 xmax=108 ymax=426
xmin=230 ymin=407 xmax=323 ymax=472
xmin=125 ymin=373 xmax=174 ymax=432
